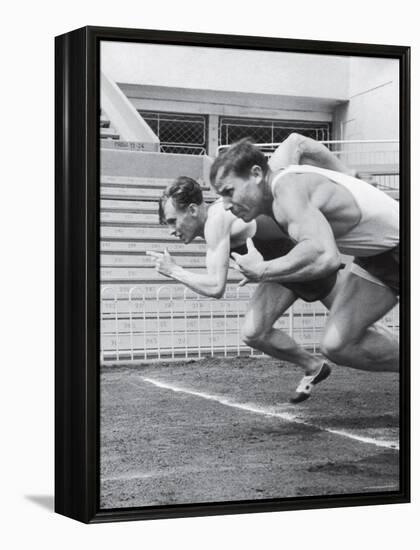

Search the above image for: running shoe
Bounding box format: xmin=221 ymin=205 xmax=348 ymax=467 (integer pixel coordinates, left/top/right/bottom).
xmin=290 ymin=362 xmax=331 ymax=404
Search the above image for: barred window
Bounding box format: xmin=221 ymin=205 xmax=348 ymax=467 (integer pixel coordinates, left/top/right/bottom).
xmin=139 ymin=111 xmax=207 ymax=155
xmin=219 ymin=117 xmax=331 ymax=151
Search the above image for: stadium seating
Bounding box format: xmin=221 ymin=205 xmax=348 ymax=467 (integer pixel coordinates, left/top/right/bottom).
xmin=100 ymin=110 xmax=120 ymax=141
xmin=100 ymin=146 xmax=399 ymax=363
xmin=100 ymin=148 xmax=254 ymax=361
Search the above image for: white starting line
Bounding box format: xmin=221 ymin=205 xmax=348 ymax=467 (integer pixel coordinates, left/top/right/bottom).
xmin=139 ymin=377 xmax=399 ymax=451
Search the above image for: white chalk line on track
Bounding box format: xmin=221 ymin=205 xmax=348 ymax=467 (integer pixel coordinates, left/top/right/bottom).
xmin=139 ymin=377 xmax=399 ymax=451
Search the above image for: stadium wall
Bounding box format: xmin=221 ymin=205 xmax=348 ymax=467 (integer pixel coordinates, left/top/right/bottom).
xmin=101 ymin=149 xmax=213 ymax=182
xmin=333 ymin=58 xmax=399 ymax=142
xmin=101 ymin=42 xmax=349 ymax=100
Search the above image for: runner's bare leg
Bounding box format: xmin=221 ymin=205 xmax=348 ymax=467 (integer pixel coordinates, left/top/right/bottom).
xmin=242 ymin=282 xmax=323 ymax=375
xmin=321 ymin=271 xmax=399 ymax=372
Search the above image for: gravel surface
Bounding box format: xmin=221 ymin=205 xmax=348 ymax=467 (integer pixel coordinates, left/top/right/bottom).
xmin=100 ymin=357 xmax=399 ymax=509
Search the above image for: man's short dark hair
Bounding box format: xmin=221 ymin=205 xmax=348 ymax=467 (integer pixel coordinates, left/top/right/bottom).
xmin=159 ymin=176 xmax=204 ymax=224
xmin=209 ymin=138 xmax=269 ymax=187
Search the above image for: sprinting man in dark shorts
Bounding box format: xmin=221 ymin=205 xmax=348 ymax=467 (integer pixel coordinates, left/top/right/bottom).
xmin=210 ymin=134 xmax=399 ymax=400
xmin=148 ymin=135 xmax=376 ymax=403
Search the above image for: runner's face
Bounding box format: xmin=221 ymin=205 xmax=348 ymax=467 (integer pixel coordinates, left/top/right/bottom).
xmin=163 ymin=198 xmax=202 ymax=244
xmin=213 ymin=167 xmax=264 ymax=222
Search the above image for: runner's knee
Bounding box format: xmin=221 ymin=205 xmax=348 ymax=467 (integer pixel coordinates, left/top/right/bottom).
xmin=241 ymin=322 xmax=267 ymax=347
xmin=320 ymin=326 xmax=349 ymax=363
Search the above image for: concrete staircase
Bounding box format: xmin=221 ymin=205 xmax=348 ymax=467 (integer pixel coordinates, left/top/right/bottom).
xmin=100 ymin=148 xmax=399 ymax=363
xmin=100 ymin=148 xmax=255 ymax=361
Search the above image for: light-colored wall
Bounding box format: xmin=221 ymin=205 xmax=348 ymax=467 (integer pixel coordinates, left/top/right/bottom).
xmin=120 ymin=84 xmax=338 ymax=122
xmin=102 ymin=42 xmax=399 ymax=145
xmin=101 ymin=149 xmax=213 ymax=182
xmin=334 ymin=57 xmax=399 ymax=141
xmin=101 ymin=41 xmax=349 ymax=100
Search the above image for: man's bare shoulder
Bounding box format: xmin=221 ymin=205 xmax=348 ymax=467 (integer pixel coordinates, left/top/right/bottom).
xmin=271 ymin=171 xmax=313 ymax=199
xmin=205 ymin=201 xmax=235 ymax=243
xmin=271 ymin=172 xmax=324 ymax=223
xmin=207 ymin=199 xmax=235 ymax=223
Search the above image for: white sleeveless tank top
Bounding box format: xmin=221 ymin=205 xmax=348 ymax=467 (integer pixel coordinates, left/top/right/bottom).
xmin=271 ymin=165 xmax=399 ymax=257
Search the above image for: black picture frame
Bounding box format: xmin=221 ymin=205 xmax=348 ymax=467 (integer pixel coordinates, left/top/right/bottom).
xmin=55 ymin=25 xmax=410 ymax=524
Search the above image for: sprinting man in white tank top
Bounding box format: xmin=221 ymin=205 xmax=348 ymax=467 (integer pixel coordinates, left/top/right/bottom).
xmin=210 ymin=134 xmax=399 ymax=401
xmin=150 ymin=135 xmax=349 ymax=404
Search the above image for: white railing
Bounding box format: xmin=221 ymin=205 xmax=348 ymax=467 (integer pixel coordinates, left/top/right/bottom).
xmin=218 ymin=138 xmax=398 ymax=158
xmin=217 ymin=139 xmax=400 ymax=193
xmin=100 ymin=138 xmax=400 ymax=365
xmin=100 ymin=284 xmax=399 ymax=365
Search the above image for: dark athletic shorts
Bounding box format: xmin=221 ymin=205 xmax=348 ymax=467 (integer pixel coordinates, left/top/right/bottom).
xmin=231 ymin=237 xmax=343 ymax=303
xmin=353 ymin=245 xmax=399 ymax=295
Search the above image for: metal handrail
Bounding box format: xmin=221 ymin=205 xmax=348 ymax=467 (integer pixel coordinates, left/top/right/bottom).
xmin=217 ymin=139 xmax=399 ymax=153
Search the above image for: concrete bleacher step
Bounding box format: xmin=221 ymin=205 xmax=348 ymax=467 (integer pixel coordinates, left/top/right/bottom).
xmin=101 ymin=186 xmax=216 ymax=202
xmin=101 ymin=199 xmax=158 ymax=212
xmin=102 ymin=175 xmax=174 ymax=187
xmin=101 ymin=240 xmax=207 ymax=254
xmin=101 ymin=128 xmax=120 ymax=140
xmin=101 ymin=267 xmax=242 ymax=282
xmin=101 ymin=175 xmax=212 ymax=191
xmin=100 ymin=149 xmax=213 ymax=183
xmin=101 ymin=254 xmax=206 ymax=267
xmin=101 ymin=212 xmax=159 ymax=225
xmin=101 ymin=226 xmax=200 ymax=241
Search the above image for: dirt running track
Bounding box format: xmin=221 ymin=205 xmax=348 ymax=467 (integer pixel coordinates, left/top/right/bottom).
xmin=100 ymin=357 xmax=399 ymax=509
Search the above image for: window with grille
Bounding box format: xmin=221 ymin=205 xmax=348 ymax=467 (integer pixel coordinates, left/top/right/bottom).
xmin=219 ymin=117 xmax=331 ymax=151
xmin=139 ymin=111 xmax=207 ymax=155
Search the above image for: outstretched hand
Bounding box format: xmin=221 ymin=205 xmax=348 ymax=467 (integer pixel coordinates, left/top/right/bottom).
xmin=146 ymin=248 xmax=178 ymax=278
xmin=230 ymin=238 xmax=265 ymax=287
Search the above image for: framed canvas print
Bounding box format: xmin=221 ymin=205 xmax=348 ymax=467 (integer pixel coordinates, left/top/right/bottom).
xmin=55 ymin=26 xmax=410 ymax=523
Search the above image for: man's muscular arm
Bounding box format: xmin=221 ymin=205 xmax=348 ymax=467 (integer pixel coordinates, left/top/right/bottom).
xmin=262 ymin=177 xmax=341 ymax=281
xmin=270 ymin=132 xmax=354 ymax=175
xmin=232 ymin=176 xmax=341 ymax=283
xmin=148 ymin=210 xmax=233 ymax=298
